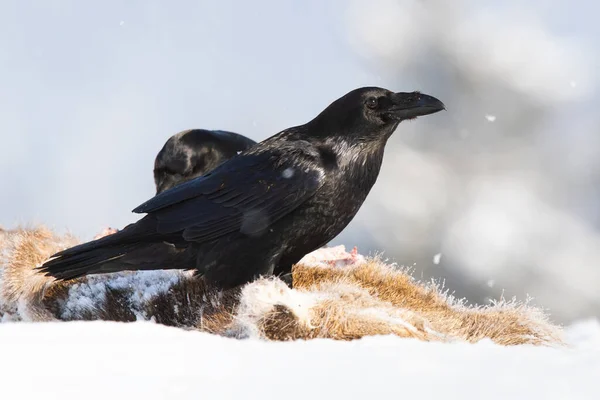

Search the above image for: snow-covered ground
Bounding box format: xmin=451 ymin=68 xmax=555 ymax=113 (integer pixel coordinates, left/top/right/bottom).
xmin=1 ymin=229 xmax=598 ymax=398
xmin=1 ymin=318 xmax=598 ymax=400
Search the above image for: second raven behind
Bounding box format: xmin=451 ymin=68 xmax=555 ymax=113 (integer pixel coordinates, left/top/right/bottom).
xmin=38 ymin=87 xmax=445 ymax=289
xmin=153 ymin=129 xmax=257 ymax=194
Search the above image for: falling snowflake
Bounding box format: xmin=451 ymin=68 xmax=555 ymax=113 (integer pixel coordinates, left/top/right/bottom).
xmin=282 ymin=168 xmax=294 ymax=179
xmin=485 ymin=115 xmax=496 ymax=122
xmin=433 ymin=253 xmax=442 ymax=265
xmin=486 ymin=279 xmax=496 ymax=288
xmin=119 ymin=21 xmax=125 ymax=26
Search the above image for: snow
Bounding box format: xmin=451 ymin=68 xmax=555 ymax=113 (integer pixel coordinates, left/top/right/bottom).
xmin=282 ymin=167 xmax=295 ymax=179
xmin=0 ymin=319 xmax=598 ymax=400
xmin=60 ymin=270 xmax=186 ymax=320
xmin=0 ymin=234 xmax=597 ymax=398
xmin=433 ymin=252 xmax=442 ymax=264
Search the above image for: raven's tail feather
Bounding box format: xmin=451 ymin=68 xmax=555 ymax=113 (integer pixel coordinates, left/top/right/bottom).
xmin=36 ymin=219 xmax=195 ymax=280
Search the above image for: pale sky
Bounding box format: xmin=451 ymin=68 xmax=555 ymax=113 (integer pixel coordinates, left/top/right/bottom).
xmin=0 ymin=0 xmax=380 ymax=238
xmin=1 ymin=0 xmax=597 ymax=240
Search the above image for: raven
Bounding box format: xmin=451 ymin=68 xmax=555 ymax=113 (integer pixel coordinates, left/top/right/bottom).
xmin=38 ymin=87 xmax=444 ymax=289
xmin=154 ymin=129 xmax=256 ymax=194
xmin=91 ymin=130 xmax=256 ymax=239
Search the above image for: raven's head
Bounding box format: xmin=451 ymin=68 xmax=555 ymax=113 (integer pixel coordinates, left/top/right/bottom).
xmin=307 ymin=86 xmax=445 ymax=141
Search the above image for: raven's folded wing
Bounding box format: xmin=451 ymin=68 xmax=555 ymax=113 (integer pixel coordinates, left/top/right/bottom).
xmin=135 ymin=151 xmax=324 ymax=242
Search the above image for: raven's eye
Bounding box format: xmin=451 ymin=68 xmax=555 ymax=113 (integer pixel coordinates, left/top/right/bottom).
xmin=366 ymin=97 xmax=378 ymax=109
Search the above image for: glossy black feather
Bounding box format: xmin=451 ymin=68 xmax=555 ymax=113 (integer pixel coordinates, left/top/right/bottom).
xmin=37 ymin=87 xmax=445 ymax=289
xmin=148 ymin=150 xmax=324 ymax=241
xmin=153 ymin=129 xmax=257 ymax=194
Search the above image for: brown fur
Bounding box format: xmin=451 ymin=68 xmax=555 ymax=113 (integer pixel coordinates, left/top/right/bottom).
xmin=0 ymin=226 xmax=563 ymax=346
xmin=145 ymin=277 xmax=239 ymax=333
xmin=291 ymin=262 xmax=562 ymax=345
xmin=98 ymin=287 xmax=137 ymax=322
xmin=256 ymin=287 xmax=432 ymax=342
xmin=0 ymin=226 xmax=79 ymax=321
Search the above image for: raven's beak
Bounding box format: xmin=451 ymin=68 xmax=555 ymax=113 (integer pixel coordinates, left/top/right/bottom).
xmin=389 ymin=91 xmax=445 ymax=120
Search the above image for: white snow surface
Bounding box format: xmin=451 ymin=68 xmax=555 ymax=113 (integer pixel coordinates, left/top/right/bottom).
xmin=59 ymin=270 xmax=186 ymax=321
xmin=0 ymin=319 xmax=598 ymax=400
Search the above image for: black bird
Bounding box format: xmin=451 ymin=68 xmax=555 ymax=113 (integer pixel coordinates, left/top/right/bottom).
xmin=154 ymin=129 xmax=257 ymax=194
xmin=38 ymin=87 xmax=445 ymax=289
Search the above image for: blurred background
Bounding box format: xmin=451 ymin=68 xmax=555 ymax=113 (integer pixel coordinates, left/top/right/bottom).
xmin=0 ymin=0 xmax=598 ymax=323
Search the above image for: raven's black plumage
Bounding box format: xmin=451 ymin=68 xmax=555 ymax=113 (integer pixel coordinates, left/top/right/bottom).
xmin=38 ymin=87 xmax=445 ymax=289
xmin=153 ymin=129 xmax=256 ymax=194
